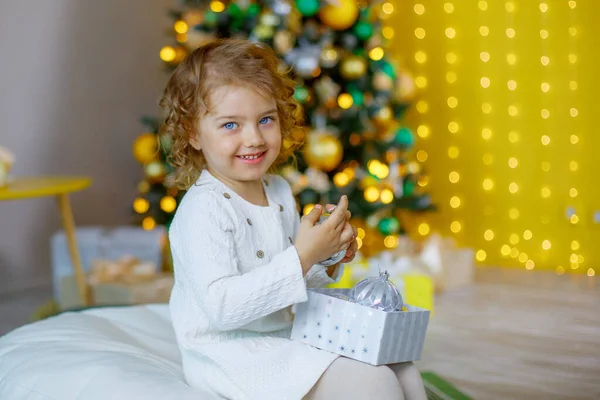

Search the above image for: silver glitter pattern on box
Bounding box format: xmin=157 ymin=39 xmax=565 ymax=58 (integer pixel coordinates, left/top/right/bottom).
xmin=291 ymin=288 xmax=430 ymax=365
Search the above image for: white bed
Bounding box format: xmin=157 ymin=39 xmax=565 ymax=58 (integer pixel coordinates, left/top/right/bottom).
xmin=0 ymin=305 xmax=221 ymax=399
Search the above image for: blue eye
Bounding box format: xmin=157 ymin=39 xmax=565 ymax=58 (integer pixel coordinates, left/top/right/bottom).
xmin=223 ymin=122 xmax=238 ymax=130
xmin=260 ymin=116 xmax=274 ymax=125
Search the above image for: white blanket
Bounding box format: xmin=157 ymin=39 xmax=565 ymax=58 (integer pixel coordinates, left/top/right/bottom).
xmin=0 ymin=305 xmax=221 ymax=399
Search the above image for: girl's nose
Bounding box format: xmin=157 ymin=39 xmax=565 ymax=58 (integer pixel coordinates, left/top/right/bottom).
xmin=244 ymin=126 xmax=266 ymax=148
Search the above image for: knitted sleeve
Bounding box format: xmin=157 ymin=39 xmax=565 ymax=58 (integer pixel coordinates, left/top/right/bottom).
xmin=171 ymin=192 xmax=308 ymax=331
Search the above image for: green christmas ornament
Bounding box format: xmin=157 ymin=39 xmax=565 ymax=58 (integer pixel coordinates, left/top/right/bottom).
xmin=159 ymin=134 xmax=173 ymax=154
xmin=350 ymin=89 xmax=364 ymax=106
xmin=353 ymin=21 xmax=373 ymax=40
xmin=296 ymin=0 xmax=320 ymax=17
xmin=378 ymin=217 xmax=400 ymax=235
xmin=394 ymin=127 xmax=415 ymax=148
xmin=352 ymin=48 xmax=365 ymax=57
xmin=227 ymin=3 xmax=243 ymax=19
xmin=379 ymin=61 xmax=396 ymax=79
xmin=204 ymin=11 xmax=218 ymax=26
xmin=404 ymin=180 xmax=416 ymax=196
xmin=294 ymin=86 xmax=310 ymax=103
xmin=247 ymin=3 xmax=261 ymax=17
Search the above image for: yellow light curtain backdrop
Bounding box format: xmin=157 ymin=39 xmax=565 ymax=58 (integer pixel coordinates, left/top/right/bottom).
xmin=388 ymin=0 xmax=598 ymax=275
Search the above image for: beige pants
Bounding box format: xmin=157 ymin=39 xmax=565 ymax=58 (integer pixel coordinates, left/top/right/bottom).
xmin=304 ymin=358 xmax=427 ymax=400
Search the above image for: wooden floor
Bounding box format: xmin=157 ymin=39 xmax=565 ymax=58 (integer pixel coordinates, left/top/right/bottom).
xmin=1 ymin=268 xmax=599 ymax=399
xmin=418 ymin=267 xmax=600 ymax=400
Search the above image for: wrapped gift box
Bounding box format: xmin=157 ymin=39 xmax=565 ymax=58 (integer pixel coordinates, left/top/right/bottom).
xmin=50 ymin=226 xmax=167 ymax=299
xmin=419 ymin=234 xmax=474 ymax=292
xmin=59 ymin=273 xmax=174 ymax=310
xmin=291 ymin=288 xmax=430 ymax=365
xmin=434 ymin=248 xmax=474 ymax=292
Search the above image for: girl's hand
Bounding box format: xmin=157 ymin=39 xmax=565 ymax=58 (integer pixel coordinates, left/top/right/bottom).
xmin=326 ymin=263 xmax=339 ymax=278
xmin=295 ymin=196 xmax=354 ymax=275
xmin=325 ymin=204 xmax=358 ymax=264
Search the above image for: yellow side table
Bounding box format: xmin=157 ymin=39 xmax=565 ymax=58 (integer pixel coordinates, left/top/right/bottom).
xmin=0 ymin=177 xmax=93 ymax=306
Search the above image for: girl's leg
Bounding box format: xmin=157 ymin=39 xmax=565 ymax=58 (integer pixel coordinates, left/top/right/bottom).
xmin=388 ymin=362 xmax=428 ymax=400
xmin=304 ymin=357 xmax=404 ymax=400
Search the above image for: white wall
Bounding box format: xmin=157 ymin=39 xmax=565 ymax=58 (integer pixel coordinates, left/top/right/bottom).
xmin=0 ymin=0 xmax=172 ymax=294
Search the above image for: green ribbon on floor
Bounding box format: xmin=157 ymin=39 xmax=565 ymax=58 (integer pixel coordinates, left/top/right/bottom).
xmin=421 ymin=372 xmax=473 ymax=400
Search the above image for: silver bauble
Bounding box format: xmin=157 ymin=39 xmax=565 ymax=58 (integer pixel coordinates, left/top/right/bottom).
xmin=349 ymin=270 xmax=403 ymax=312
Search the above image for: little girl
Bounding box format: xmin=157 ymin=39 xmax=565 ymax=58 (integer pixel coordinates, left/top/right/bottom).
xmin=163 ymin=39 xmax=427 ymax=400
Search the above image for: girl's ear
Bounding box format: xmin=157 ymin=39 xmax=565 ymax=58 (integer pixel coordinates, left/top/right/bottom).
xmin=189 ymin=132 xmax=202 ymax=151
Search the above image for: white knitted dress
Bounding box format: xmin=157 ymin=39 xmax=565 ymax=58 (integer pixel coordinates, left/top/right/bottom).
xmin=169 ymin=170 xmax=341 ymax=400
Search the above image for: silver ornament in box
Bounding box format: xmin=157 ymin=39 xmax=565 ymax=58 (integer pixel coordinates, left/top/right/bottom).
xmin=349 ymin=270 xmax=403 ymax=312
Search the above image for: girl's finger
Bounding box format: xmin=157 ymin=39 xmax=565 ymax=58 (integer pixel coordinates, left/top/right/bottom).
xmin=349 ymin=239 xmax=358 ymax=254
xmin=339 ymin=223 xmax=354 ymax=244
xmin=326 ymin=196 xmax=348 ymax=228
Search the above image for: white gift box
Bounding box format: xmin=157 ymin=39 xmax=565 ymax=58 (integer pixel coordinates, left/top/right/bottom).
xmin=291 ymin=288 xmax=430 ymax=366
xmin=50 ymin=226 xmax=166 ymax=299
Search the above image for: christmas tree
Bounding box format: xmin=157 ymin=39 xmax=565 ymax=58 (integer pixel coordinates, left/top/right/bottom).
xmin=132 ymin=0 xmax=433 ymax=254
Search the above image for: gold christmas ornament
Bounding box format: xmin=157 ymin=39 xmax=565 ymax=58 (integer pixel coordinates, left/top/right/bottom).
xmin=274 ymin=30 xmax=295 ymax=54
xmin=340 ymin=55 xmax=367 ymax=80
xmin=253 ymin=24 xmax=275 ymax=40
xmin=373 ymin=106 xmax=395 ymax=130
xmin=373 ymin=71 xmax=394 ymax=91
xmin=319 ymin=0 xmax=359 ymax=31
xmin=133 ymin=133 xmax=159 ymax=164
xmin=145 ymin=161 xmax=166 ymax=183
xmin=303 ymin=133 xmax=343 ymax=172
xmin=320 ymin=46 xmax=340 ymax=68
xmin=287 ymin=8 xmax=303 ymax=34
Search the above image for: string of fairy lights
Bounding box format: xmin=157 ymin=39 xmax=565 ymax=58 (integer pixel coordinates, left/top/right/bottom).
xmin=561 ymin=1 xmax=592 ymax=276
xmin=476 ymin=1 xmax=491 ymax=265
xmin=443 ymin=2 xmax=461 ymax=240
xmin=409 ymin=3 xmax=431 ymax=239
xmin=405 ymin=0 xmax=594 ymax=276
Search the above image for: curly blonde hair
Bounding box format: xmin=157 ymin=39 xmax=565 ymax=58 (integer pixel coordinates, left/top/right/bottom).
xmin=159 ymin=38 xmax=304 ymax=190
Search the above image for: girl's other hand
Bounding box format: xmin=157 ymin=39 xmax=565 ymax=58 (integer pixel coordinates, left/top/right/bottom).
xmin=295 ymin=196 xmax=354 ymax=274
xmin=325 ymin=203 xmax=357 ymax=264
